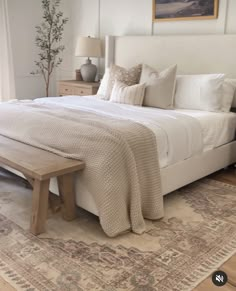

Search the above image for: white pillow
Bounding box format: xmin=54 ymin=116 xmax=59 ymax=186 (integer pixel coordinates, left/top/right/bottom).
xmin=110 ymin=81 xmax=146 ymax=106
xmin=97 ymin=69 xmax=110 ymax=99
xmin=139 ymin=64 xmax=177 ymax=109
xmin=223 ymin=79 xmax=236 ymax=111
xmin=174 ymin=74 xmax=225 ymax=112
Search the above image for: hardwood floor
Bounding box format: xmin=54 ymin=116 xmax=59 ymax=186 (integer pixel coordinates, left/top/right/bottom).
xmin=0 ymin=276 xmax=15 ymax=291
xmin=193 ymin=167 xmax=236 ymax=291
xmin=209 ymin=166 xmax=236 ymax=186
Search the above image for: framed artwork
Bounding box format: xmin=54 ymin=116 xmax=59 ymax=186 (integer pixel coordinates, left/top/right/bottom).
xmin=153 ymin=0 xmax=219 ymax=22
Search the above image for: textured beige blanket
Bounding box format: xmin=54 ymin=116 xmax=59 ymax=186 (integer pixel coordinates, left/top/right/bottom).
xmin=0 ymin=101 xmax=163 ymax=237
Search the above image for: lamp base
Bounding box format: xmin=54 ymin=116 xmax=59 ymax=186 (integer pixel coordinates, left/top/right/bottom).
xmin=80 ymin=58 xmax=97 ymax=82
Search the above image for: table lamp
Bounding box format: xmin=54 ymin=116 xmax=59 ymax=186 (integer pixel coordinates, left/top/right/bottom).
xmin=75 ymin=36 xmax=102 ymax=82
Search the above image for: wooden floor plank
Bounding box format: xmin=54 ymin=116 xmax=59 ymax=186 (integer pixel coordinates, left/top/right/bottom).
xmin=195 ymin=279 xmax=236 ymax=291
xmin=221 ymin=255 xmax=236 ymax=287
xmin=0 ymin=276 xmax=16 ymax=291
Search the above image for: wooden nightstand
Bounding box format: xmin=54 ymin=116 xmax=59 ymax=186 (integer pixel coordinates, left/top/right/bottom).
xmin=58 ymin=80 xmax=100 ymax=96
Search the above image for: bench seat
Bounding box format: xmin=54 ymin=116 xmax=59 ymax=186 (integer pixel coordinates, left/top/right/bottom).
xmin=0 ymin=135 xmax=85 ymax=235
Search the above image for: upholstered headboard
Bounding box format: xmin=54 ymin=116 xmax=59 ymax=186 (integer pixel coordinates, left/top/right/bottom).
xmin=105 ymin=35 xmax=236 ymax=107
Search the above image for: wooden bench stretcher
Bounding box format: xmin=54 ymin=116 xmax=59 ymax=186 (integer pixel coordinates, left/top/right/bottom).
xmin=0 ymin=135 xmax=85 ymax=235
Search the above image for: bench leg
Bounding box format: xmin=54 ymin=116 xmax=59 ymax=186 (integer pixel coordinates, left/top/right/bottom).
xmin=30 ymin=179 xmax=50 ymax=235
xmin=57 ymin=173 xmax=77 ymax=221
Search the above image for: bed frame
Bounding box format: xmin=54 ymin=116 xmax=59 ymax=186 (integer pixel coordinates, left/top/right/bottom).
xmin=104 ymin=34 xmax=236 ymax=195
xmin=3 ymin=34 xmax=236 ymax=216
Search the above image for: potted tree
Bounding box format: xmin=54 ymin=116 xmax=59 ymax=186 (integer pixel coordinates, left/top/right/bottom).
xmin=34 ymin=0 xmax=68 ymax=97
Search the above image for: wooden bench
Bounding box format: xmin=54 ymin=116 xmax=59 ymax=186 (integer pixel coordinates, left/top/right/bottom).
xmin=0 ymin=136 xmax=85 ymax=235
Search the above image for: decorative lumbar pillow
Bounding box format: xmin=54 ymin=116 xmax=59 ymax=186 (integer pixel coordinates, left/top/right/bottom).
xmin=139 ymin=64 xmax=177 ymax=109
xmin=97 ymin=68 xmax=110 ymax=99
xmin=174 ymin=74 xmax=225 ymax=112
xmin=105 ymin=64 xmax=142 ymax=100
xmin=224 ymin=79 xmax=236 ymax=111
xmin=110 ymin=81 xmax=146 ymax=106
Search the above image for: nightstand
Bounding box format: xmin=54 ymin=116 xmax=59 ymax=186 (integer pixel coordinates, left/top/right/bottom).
xmin=58 ymin=80 xmax=100 ymax=96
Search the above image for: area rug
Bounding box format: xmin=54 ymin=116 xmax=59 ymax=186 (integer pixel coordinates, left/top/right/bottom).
xmin=0 ymin=170 xmax=236 ymax=291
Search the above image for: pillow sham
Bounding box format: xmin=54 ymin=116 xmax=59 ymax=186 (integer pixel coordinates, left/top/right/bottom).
xmin=174 ymin=74 xmax=225 ymax=112
xmin=110 ymin=81 xmax=146 ymax=106
xmin=224 ymin=79 xmax=236 ymax=111
xmin=105 ymin=64 xmax=142 ymax=100
xmin=139 ymin=64 xmax=177 ymax=109
xmin=97 ymin=68 xmax=110 ymax=99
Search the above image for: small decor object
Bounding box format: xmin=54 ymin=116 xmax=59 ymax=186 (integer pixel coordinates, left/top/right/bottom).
xmin=75 ymin=69 xmax=83 ymax=81
xmin=34 ymin=0 xmax=68 ymax=97
xmin=153 ymin=0 xmax=219 ymax=22
xmin=75 ymin=36 xmax=102 ymax=82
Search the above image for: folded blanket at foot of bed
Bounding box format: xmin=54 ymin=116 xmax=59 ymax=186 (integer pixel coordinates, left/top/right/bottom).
xmin=0 ymin=101 xmax=163 ymax=237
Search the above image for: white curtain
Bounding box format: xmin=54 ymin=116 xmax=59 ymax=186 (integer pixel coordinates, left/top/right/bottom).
xmin=0 ymin=0 xmax=15 ymax=101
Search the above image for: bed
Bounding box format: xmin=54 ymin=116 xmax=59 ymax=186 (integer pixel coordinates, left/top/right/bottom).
xmin=2 ymin=34 xmax=236 ymax=236
xmin=40 ymin=97 xmax=236 ymax=207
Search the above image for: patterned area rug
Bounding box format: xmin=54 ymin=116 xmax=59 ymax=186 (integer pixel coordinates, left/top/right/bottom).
xmin=0 ymin=170 xmax=236 ymax=291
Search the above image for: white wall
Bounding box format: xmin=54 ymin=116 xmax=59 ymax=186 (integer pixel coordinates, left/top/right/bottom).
xmin=98 ymin=0 xmax=234 ymax=36
xmin=7 ymin=0 xmax=71 ymax=99
xmin=7 ymin=0 xmax=236 ymax=98
xmin=65 ymin=0 xmax=236 ymax=77
xmin=8 ymin=0 xmax=45 ymax=99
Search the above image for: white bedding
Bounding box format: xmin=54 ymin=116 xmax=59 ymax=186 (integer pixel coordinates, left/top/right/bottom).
xmin=35 ymin=96 xmax=236 ymax=168
xmin=176 ymin=109 xmax=236 ymax=153
xmin=4 ymin=95 xmax=236 ymax=217
xmin=35 ymin=96 xmax=204 ymax=168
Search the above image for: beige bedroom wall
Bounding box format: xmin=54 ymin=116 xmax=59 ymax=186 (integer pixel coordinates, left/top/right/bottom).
xmin=226 ymin=0 xmax=236 ymax=33
xmin=71 ymin=0 xmax=236 ymax=37
xmin=7 ymin=0 xmax=45 ymax=99
xmin=64 ymin=0 xmax=236 ymax=78
xmin=7 ymin=0 xmax=71 ymax=98
xmin=7 ymin=0 xmax=236 ymax=98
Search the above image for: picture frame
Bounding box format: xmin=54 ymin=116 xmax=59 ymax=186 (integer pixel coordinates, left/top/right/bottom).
xmin=153 ymin=0 xmax=219 ymax=22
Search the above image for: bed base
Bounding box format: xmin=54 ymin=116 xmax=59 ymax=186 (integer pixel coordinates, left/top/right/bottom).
xmin=3 ymin=141 xmax=236 ymax=216
xmin=161 ymin=141 xmax=236 ymax=195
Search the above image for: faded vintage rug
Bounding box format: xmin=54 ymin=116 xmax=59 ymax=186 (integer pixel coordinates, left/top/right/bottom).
xmin=0 ymin=170 xmax=236 ymax=291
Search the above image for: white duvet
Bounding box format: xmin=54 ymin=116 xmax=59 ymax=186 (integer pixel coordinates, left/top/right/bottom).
xmin=176 ymin=109 xmax=236 ymax=153
xmin=5 ymin=95 xmax=236 ymax=216
xmin=35 ymin=96 xmax=205 ymax=168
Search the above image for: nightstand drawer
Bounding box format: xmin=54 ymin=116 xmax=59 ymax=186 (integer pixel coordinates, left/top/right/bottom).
xmin=73 ymin=87 xmax=92 ymax=96
xmin=59 ymin=85 xmax=73 ymax=95
xmin=58 ymin=81 xmax=100 ymax=97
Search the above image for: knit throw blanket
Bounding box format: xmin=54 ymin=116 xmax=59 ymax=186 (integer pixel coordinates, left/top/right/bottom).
xmin=0 ymin=101 xmax=163 ymax=237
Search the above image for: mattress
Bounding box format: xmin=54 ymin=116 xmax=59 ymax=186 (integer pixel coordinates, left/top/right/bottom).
xmin=176 ymin=109 xmax=236 ymax=153
xmin=114 ymin=106 xmax=236 ymax=168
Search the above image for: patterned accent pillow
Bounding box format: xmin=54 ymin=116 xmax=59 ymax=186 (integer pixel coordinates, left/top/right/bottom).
xmin=105 ymin=64 xmax=142 ymax=100
xmin=110 ymin=81 xmax=146 ymax=106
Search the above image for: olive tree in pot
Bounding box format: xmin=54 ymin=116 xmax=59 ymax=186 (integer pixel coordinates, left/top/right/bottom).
xmin=34 ymin=0 xmax=68 ymax=97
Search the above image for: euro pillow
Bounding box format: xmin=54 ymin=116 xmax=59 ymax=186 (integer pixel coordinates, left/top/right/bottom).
xmin=110 ymin=81 xmax=146 ymax=106
xmin=174 ymin=74 xmax=225 ymax=112
xmin=223 ymin=79 xmax=236 ymax=111
xmin=139 ymin=64 xmax=177 ymax=109
xmin=97 ymin=68 xmax=110 ymax=99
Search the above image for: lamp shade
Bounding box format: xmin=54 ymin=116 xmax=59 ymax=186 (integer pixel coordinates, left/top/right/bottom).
xmin=75 ymin=37 xmax=102 ymax=58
